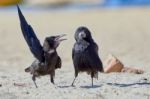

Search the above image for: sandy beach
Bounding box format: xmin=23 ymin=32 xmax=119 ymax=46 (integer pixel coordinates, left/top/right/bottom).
xmin=0 ymin=7 xmax=150 ymax=99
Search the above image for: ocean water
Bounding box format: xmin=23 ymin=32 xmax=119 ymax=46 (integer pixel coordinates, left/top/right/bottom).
xmin=103 ymin=0 xmax=150 ymax=7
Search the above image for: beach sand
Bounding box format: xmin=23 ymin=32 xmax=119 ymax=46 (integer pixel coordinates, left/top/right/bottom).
xmin=0 ymin=7 xmax=150 ymax=99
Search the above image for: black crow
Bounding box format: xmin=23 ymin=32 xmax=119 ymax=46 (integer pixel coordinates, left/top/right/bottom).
xmin=72 ymin=26 xmax=103 ymax=86
xmin=17 ymin=5 xmax=66 ymax=88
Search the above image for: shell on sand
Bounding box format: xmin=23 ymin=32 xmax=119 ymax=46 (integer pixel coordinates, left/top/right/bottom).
xmin=104 ymin=54 xmax=124 ymax=73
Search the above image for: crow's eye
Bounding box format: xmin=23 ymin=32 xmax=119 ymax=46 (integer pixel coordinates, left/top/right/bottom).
xmin=78 ymin=31 xmax=86 ymax=39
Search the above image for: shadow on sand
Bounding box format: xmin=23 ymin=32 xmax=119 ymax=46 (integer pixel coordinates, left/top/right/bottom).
xmin=57 ymin=85 xmax=71 ymax=88
xmin=80 ymin=85 xmax=102 ymax=89
xmin=57 ymin=84 xmax=102 ymax=89
xmin=107 ymin=82 xmax=150 ymax=87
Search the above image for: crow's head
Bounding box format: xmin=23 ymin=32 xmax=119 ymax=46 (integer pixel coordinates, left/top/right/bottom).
xmin=43 ymin=34 xmax=67 ymax=52
xmin=75 ymin=26 xmax=93 ymax=43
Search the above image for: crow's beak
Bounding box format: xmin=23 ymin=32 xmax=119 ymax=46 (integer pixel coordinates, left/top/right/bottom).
xmin=55 ymin=34 xmax=67 ymax=43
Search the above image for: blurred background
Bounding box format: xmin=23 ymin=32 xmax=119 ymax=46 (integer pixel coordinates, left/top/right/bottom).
xmin=1 ymin=0 xmax=150 ymax=7
xmin=0 ymin=0 xmax=150 ymax=71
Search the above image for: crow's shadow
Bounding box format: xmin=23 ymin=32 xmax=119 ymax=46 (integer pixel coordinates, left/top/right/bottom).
xmin=106 ymin=82 xmax=150 ymax=87
xmin=57 ymin=85 xmax=70 ymax=88
xmin=80 ymin=85 xmax=102 ymax=89
xmin=57 ymin=84 xmax=102 ymax=89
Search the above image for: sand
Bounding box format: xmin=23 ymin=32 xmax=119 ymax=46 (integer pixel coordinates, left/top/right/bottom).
xmin=0 ymin=7 xmax=150 ymax=99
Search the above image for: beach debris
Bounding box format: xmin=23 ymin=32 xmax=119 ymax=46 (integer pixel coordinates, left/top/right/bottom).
xmin=104 ymin=54 xmax=124 ymax=73
xmin=104 ymin=54 xmax=144 ymax=74
xmin=13 ymin=83 xmax=28 ymax=87
xmin=121 ymin=67 xmax=144 ymax=74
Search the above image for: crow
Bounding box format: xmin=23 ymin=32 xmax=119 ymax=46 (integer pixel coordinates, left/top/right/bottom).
xmin=72 ymin=26 xmax=103 ymax=86
xmin=25 ymin=35 xmax=66 ymax=88
xmin=17 ymin=5 xmax=66 ymax=88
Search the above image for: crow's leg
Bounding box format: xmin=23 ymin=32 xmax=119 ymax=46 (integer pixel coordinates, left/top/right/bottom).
xmin=91 ymin=72 xmax=94 ymax=87
xmin=71 ymin=70 xmax=78 ymax=86
xmin=50 ymin=71 xmax=55 ymax=84
xmin=32 ymin=75 xmax=38 ymax=88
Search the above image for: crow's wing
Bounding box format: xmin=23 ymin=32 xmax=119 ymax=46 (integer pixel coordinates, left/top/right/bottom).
xmin=55 ymin=56 xmax=62 ymax=69
xmin=17 ymin=5 xmax=44 ymax=62
xmin=89 ymin=51 xmax=103 ymax=71
xmin=87 ymin=43 xmax=103 ymax=72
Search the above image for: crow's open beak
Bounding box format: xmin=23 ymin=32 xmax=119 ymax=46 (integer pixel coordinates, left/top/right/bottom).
xmin=55 ymin=34 xmax=67 ymax=43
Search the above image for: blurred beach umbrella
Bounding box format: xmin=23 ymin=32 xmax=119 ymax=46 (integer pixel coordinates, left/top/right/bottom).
xmin=0 ymin=0 xmax=22 ymax=6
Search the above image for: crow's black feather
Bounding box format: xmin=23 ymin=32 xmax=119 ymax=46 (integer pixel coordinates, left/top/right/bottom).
xmin=17 ymin=5 xmax=44 ymax=62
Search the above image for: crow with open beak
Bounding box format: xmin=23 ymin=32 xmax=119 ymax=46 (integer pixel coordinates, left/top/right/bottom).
xmin=17 ymin=5 xmax=66 ymax=88
xmin=72 ymin=26 xmax=103 ymax=86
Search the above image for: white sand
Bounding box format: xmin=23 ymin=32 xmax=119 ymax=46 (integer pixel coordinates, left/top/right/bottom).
xmin=0 ymin=7 xmax=150 ymax=99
